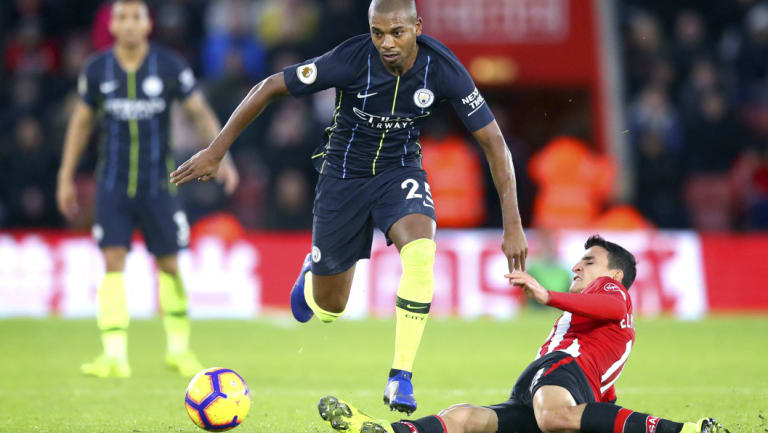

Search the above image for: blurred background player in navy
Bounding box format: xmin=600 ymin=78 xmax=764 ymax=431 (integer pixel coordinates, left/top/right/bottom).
xmin=170 ymin=0 xmax=528 ymax=414
xmin=316 ymin=235 xmax=723 ymax=433
xmin=56 ymin=0 xmax=239 ymax=378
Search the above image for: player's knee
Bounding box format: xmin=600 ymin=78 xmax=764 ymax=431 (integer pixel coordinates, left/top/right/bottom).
xmin=105 ymin=259 xmax=125 ymax=273
xmin=398 ymin=238 xmax=436 ymax=303
xmin=534 ymin=407 xmax=574 ymax=433
xmin=400 ymin=238 xmax=436 ymax=268
xmin=102 ymin=248 xmax=127 ymax=272
xmin=314 ymin=290 xmax=347 ymax=314
xmin=156 ymin=255 xmax=179 ymax=275
xmin=439 ymin=404 xmax=474 ymax=427
xmin=440 ymin=404 xmax=491 ymax=433
xmin=534 ymin=409 xmax=558 ymax=433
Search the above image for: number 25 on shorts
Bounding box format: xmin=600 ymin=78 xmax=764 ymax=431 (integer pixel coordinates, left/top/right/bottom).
xmin=401 ymin=178 xmax=434 ymax=208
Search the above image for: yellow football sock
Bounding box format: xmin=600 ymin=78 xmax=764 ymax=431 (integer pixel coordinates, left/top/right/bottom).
xmin=97 ymin=272 xmax=129 ymax=361
xmin=303 ymin=271 xmax=344 ymax=323
xmin=158 ymin=271 xmax=191 ymax=355
xmin=392 ymin=238 xmax=436 ymax=372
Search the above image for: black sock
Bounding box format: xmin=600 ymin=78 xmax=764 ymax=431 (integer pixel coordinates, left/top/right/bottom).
xmin=581 ymin=403 xmax=621 ymax=432
xmin=581 ymin=402 xmax=684 ymax=433
xmin=391 ymin=416 xmax=445 ymax=433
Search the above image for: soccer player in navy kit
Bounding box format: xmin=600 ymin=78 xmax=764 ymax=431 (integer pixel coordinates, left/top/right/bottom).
xmin=56 ymin=0 xmax=238 ymax=378
xmin=316 ymin=236 xmax=723 ymax=433
xmin=171 ymin=0 xmax=528 ymax=413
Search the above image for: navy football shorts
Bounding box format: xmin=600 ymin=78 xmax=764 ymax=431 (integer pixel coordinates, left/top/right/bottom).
xmin=486 ymin=351 xmax=596 ymax=433
xmin=310 ymin=166 xmax=437 ymax=275
xmin=93 ymin=186 xmax=189 ymax=257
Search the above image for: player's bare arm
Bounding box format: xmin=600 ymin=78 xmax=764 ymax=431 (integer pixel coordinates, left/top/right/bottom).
xmin=181 ymin=91 xmax=240 ymax=194
xmin=472 ymin=120 xmax=528 ymax=272
xmin=507 ymin=270 xmax=629 ymax=320
xmin=506 ymin=271 xmax=550 ymax=304
xmin=171 ymin=72 xmax=289 ymax=187
xmin=57 ymin=100 xmax=95 ymax=220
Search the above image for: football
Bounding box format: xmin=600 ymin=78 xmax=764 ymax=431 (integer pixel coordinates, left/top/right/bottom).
xmin=185 ymin=367 xmax=251 ymax=431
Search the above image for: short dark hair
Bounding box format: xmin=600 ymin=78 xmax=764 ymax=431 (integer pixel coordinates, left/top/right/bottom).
xmin=584 ymin=235 xmax=637 ymax=289
xmin=369 ymin=0 xmax=418 ymax=20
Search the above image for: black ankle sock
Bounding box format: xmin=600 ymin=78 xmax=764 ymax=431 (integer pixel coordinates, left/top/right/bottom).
xmin=581 ymin=402 xmax=683 ymax=433
xmin=391 ymin=416 xmax=445 ymax=433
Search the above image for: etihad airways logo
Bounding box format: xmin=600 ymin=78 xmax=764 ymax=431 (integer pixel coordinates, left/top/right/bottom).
xmin=105 ymin=98 xmax=167 ymax=120
xmin=353 ymin=107 xmax=430 ymax=129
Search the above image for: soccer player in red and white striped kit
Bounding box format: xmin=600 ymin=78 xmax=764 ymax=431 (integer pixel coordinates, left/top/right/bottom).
xmin=317 ymin=235 xmax=723 ymax=433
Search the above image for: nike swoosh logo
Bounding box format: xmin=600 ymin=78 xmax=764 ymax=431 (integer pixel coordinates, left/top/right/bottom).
xmin=357 ymin=92 xmax=378 ymax=99
xmin=406 ymin=304 xmax=429 ymax=310
xmin=422 ymin=201 xmax=434 ymax=209
xmin=100 ymin=81 xmax=119 ymax=94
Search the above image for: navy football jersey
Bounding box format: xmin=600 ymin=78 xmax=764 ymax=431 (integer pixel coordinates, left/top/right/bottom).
xmin=78 ymin=44 xmax=197 ymax=197
xmin=284 ymin=34 xmax=494 ymax=178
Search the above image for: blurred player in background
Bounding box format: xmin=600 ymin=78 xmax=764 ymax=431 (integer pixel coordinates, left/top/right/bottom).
xmin=56 ymin=0 xmax=239 ymax=378
xmin=316 ymin=235 xmax=723 ymax=433
xmin=170 ymin=0 xmax=527 ymax=413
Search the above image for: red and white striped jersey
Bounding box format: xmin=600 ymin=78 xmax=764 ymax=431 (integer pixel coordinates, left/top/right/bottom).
xmin=536 ymin=276 xmax=635 ymax=402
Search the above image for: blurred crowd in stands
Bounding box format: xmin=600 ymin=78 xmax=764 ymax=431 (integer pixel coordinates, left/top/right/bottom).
xmin=622 ymin=0 xmax=768 ymax=230
xmin=0 ymin=0 xmax=766 ymax=233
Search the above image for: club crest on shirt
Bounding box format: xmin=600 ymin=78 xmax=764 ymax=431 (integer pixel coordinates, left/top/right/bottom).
xmin=179 ymin=68 xmax=196 ymax=92
xmin=99 ymin=80 xmax=119 ymax=94
xmin=78 ymin=74 xmax=88 ymax=96
xmin=413 ymin=88 xmax=434 ymax=108
xmin=142 ymin=75 xmax=163 ymax=97
xmin=298 ymin=63 xmax=317 ymax=85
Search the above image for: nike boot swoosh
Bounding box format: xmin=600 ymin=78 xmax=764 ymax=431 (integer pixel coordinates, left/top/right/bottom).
xmin=357 ymin=92 xmax=378 ymax=99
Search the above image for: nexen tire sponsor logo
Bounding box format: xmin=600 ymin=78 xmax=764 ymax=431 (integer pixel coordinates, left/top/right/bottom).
xmin=105 ymin=98 xmax=167 ymax=120
xmin=461 ymin=87 xmax=486 ymax=116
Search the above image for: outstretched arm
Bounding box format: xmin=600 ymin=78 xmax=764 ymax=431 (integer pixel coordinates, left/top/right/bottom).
xmin=473 ymin=120 xmax=528 ymax=271
xmin=170 ymin=72 xmax=290 ymax=187
xmin=507 ymin=271 xmax=627 ymax=321
xmin=57 ymin=100 xmax=94 ymax=220
xmin=181 ymin=91 xmax=239 ymax=194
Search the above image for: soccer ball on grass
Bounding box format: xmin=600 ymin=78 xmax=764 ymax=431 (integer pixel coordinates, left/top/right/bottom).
xmin=185 ymin=367 xmax=251 ymax=431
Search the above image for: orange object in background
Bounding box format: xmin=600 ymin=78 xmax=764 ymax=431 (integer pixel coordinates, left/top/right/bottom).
xmin=421 ymin=135 xmax=486 ymax=227
xmin=529 ymin=136 xmax=615 ymax=229
xmin=593 ymin=205 xmax=654 ymax=230
xmin=191 ymin=212 xmax=245 ymax=245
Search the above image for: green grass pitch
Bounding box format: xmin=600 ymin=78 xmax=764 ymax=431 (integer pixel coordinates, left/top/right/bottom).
xmin=1 ymin=312 xmax=766 ymax=432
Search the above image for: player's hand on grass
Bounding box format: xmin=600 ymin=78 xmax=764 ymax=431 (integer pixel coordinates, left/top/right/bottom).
xmin=502 ymin=222 xmax=528 ymax=272
xmin=506 ymin=271 xmax=550 ymax=305
xmin=215 ymin=154 xmax=239 ymax=195
xmin=56 ymin=178 xmax=79 ymax=220
xmin=171 ymin=147 xmax=223 ymax=187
